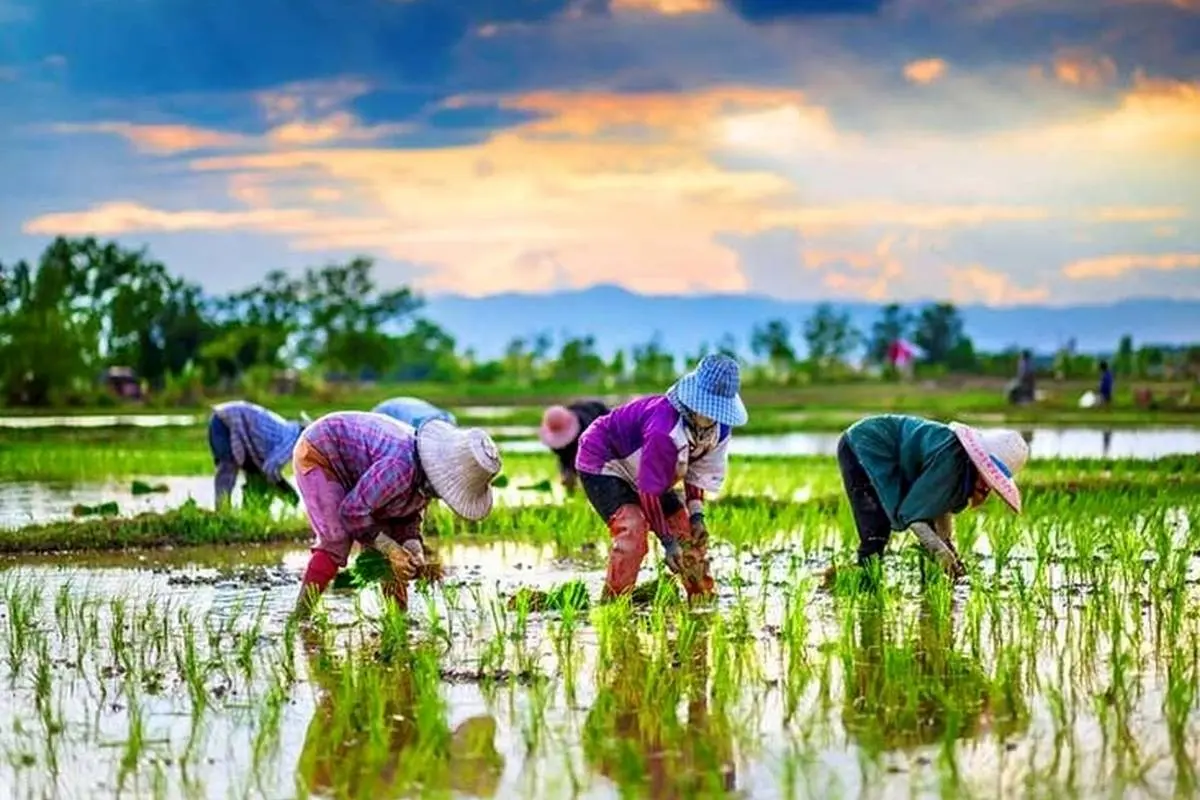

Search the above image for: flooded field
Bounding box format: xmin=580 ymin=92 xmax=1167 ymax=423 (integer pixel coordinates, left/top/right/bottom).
xmin=2 ymin=452 xmax=1200 ymax=798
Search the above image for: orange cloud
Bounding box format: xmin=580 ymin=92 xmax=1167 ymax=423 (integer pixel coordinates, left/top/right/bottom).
xmin=946 ymin=264 xmax=1049 ymax=305
xmin=1052 ymin=49 xmax=1118 ymax=88
xmin=904 ymin=58 xmax=948 ymax=85
xmin=50 ymin=122 xmax=245 ymax=154
xmin=22 ymin=201 xmax=321 ymax=236
xmin=1063 ymin=252 xmax=1200 ymax=279
xmin=1079 ymin=206 xmax=1188 ymax=222
xmin=610 ymin=0 xmax=717 ymax=13
xmin=1000 ymin=77 xmax=1200 ymax=154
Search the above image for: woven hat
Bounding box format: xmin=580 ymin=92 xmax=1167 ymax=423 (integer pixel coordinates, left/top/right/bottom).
xmin=416 ymin=420 xmax=502 ymax=521
xmin=948 ymin=422 xmax=1029 ymax=513
xmin=539 ymin=405 xmax=580 ymax=450
xmin=668 ymin=354 xmax=748 ymax=427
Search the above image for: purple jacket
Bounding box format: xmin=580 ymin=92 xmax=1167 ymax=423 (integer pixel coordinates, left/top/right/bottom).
xmin=575 ymin=395 xmax=731 ymax=496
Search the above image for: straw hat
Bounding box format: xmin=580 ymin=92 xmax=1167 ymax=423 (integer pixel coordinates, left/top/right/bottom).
xmin=948 ymin=422 xmax=1029 ymax=513
xmin=668 ymin=354 xmax=748 ymax=427
xmin=416 ymin=419 xmax=501 ymax=521
xmin=539 ymin=405 xmax=580 ymax=450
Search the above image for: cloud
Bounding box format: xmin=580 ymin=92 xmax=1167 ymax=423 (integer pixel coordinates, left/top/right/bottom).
xmin=1051 ymin=48 xmax=1118 ymax=88
xmin=1063 ymin=252 xmax=1200 ymax=279
xmin=904 ymin=58 xmax=948 ymax=84
xmin=1078 ymin=206 xmax=1189 ymax=222
xmin=612 ymin=0 xmax=718 ymax=14
xmin=48 ymin=122 xmax=246 ymax=155
xmin=946 ymin=264 xmax=1049 ymax=304
xmin=721 ymin=0 xmax=885 ymax=23
xmin=22 ymin=202 xmax=321 ymax=236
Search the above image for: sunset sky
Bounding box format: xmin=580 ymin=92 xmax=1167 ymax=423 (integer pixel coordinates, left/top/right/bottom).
xmin=1 ymin=0 xmax=1198 ymax=304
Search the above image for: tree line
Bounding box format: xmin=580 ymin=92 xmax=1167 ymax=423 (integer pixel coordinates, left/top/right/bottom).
xmin=1 ymin=238 xmax=1193 ymax=407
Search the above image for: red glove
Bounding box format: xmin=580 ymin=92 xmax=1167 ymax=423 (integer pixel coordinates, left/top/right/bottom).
xmin=302 ymin=549 xmax=339 ymax=594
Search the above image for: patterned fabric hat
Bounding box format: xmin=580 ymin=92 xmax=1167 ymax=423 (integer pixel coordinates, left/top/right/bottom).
xmin=668 ymin=354 xmax=748 ymax=427
xmin=539 ymin=405 xmax=580 ymax=450
xmin=416 ymin=420 xmax=502 ymax=521
xmin=948 ymin=422 xmax=1029 ymax=513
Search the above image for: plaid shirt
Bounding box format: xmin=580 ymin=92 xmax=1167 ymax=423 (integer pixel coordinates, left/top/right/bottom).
xmin=300 ymin=411 xmax=430 ymax=539
xmin=212 ymin=401 xmax=303 ymax=483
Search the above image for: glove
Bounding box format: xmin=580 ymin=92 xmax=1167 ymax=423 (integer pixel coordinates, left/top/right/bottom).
xmin=374 ymin=535 xmax=422 ymax=582
xmin=911 ymin=521 xmax=965 ymax=579
xmin=689 ymin=514 xmax=709 ymax=548
xmin=661 ymin=537 xmax=684 ymax=575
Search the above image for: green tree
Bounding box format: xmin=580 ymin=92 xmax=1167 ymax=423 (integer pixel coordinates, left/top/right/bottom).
xmin=867 ymin=304 xmax=913 ymax=364
xmin=914 ymin=303 xmax=971 ymax=367
xmin=553 ymin=335 xmax=606 ymax=384
xmin=632 ymin=335 xmax=676 ymax=386
xmin=750 ymin=319 xmax=795 ymax=381
xmin=1115 ymin=335 xmax=1135 ymax=377
xmin=803 ymin=303 xmax=862 ymax=377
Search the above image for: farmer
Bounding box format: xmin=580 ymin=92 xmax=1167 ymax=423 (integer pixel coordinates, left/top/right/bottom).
xmin=825 ymin=414 xmax=1029 ymax=584
xmin=1098 ymin=360 xmax=1114 ymax=406
xmin=291 ymin=411 xmax=501 ymax=619
xmin=575 ymin=354 xmax=748 ymax=601
xmin=538 ymin=399 xmax=610 ymax=492
xmin=209 ymin=400 xmax=308 ymax=509
xmin=372 ymin=396 xmax=456 ymax=428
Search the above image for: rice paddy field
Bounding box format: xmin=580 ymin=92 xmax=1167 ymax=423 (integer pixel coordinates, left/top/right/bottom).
xmin=2 ymin=410 xmax=1200 ymax=799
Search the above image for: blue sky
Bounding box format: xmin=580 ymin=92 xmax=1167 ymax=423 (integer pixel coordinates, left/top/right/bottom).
xmin=1 ymin=0 xmax=1198 ymax=303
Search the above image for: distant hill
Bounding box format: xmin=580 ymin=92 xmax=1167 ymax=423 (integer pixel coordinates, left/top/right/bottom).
xmin=419 ymin=284 xmax=1200 ymax=360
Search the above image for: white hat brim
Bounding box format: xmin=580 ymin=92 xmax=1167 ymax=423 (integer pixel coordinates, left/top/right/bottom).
xmin=416 ymin=420 xmax=498 ymax=521
xmin=949 ymin=422 xmax=1022 ymax=514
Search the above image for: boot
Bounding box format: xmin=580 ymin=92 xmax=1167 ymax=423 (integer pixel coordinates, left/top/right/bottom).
xmin=601 ymin=505 xmax=650 ymax=600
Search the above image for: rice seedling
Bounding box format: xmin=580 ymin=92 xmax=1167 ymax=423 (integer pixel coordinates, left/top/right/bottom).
xmin=0 ymin=452 xmax=1198 ymax=796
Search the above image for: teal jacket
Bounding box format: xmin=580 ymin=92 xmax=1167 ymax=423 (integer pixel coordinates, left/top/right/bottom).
xmin=844 ymin=414 xmax=976 ymax=531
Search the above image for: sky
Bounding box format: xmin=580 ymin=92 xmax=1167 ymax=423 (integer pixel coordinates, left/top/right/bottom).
xmin=1 ymin=0 xmax=1198 ymax=305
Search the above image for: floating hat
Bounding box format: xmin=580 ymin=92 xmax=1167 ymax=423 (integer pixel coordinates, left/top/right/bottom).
xmin=948 ymin=422 xmax=1029 ymax=513
xmin=668 ymin=354 xmax=748 ymax=427
xmin=539 ymin=405 xmax=580 ymax=450
xmin=416 ymin=420 xmax=501 ymax=521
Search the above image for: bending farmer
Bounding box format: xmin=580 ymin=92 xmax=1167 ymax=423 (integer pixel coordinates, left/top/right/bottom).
xmin=575 ymin=354 xmax=748 ymax=601
xmin=209 ymin=400 xmax=308 ymax=509
xmin=372 ymin=396 xmax=457 ymax=428
xmin=829 ymin=414 xmax=1028 ymax=582
xmin=292 ymin=412 xmax=501 ymax=618
xmin=539 ymin=400 xmax=610 ymax=492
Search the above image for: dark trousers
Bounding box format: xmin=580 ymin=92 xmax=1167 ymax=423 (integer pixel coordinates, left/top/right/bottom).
xmin=579 ymin=473 xmax=684 ymax=522
xmin=837 ymin=435 xmax=893 ymax=565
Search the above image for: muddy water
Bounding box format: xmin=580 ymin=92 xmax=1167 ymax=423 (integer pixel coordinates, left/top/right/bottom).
xmin=3 ymin=538 xmax=1199 ymax=799
xmin=0 ymin=474 xmax=564 ymax=529
xmin=504 ymin=426 xmax=1200 ymax=459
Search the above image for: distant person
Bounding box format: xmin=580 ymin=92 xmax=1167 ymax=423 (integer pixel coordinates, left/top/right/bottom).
xmin=291 ymin=412 xmax=501 ymax=619
xmin=209 ymin=400 xmax=308 ymax=509
xmin=371 ymin=396 xmax=456 ymax=428
xmin=575 ymin=354 xmax=748 ymax=602
xmin=823 ymin=414 xmax=1029 ymax=585
xmin=539 ymin=400 xmax=610 ymax=492
xmin=1007 ymin=350 xmax=1036 ymax=405
xmin=1098 ymin=360 xmax=1114 ymax=406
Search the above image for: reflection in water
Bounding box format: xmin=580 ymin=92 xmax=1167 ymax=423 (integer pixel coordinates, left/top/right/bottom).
xmin=297 ymin=630 xmax=505 ymax=798
xmin=842 ymin=594 xmax=1029 ymax=753
xmin=584 ymin=620 xmax=736 ymax=798
xmin=503 ymin=427 xmax=1200 ymax=460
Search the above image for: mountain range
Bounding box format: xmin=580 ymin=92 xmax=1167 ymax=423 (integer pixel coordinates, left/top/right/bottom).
xmin=419 ymin=285 xmax=1200 ymax=361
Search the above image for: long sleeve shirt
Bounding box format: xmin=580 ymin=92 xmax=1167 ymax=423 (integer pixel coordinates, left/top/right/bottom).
xmin=576 ymin=395 xmax=730 ymax=542
xmin=300 ymin=412 xmax=430 ymax=540
xmin=843 ymin=414 xmax=975 ymax=531
xmin=371 ymin=397 xmax=456 ymax=428
xmin=212 ymin=401 xmax=303 ymax=483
